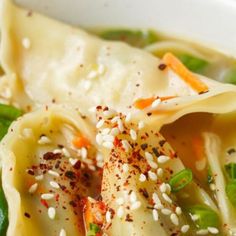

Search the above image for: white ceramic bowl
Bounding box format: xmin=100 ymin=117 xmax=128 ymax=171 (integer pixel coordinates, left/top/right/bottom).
xmin=15 ymin=0 xmax=236 ymax=57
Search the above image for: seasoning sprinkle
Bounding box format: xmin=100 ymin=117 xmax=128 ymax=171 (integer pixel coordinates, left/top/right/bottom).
xmin=122 ymin=163 xmax=129 ymax=173
xmin=196 ymin=229 xmax=208 ymax=235
xmin=181 ymin=225 xmax=190 ymax=233
xmin=48 ymin=207 xmax=56 ymax=220
xmin=139 ymin=174 xmax=146 ymax=182
xmin=130 ymin=201 xmax=141 ymax=210
xmin=152 ymin=209 xmax=159 ymax=221
xmin=122 ymin=140 xmax=131 ymax=152
xmin=50 ymin=181 xmax=60 ymax=189
xmin=96 ymin=119 xmax=105 ymax=129
xmin=148 ymin=171 xmax=157 ymax=181
xmin=175 ymin=206 xmax=182 ymax=215
xmin=102 ymin=141 xmax=114 ymax=149
xmin=59 ymin=228 xmax=67 ymax=236
xmin=170 ymin=213 xmax=179 ymax=226
xmin=162 ymin=193 xmax=172 ymax=204
xmin=161 ymin=208 xmax=172 ymax=215
xmin=106 ymin=210 xmax=111 ymax=223
xmin=116 ymin=197 xmax=124 ymax=205
xmin=130 ymin=129 xmax=137 ymax=141
xmin=35 ymin=175 xmax=44 ymax=181
xmin=157 ymin=155 xmax=170 ymax=164
xmin=28 ymin=183 xmax=38 ymax=194
xmin=38 ymin=135 xmax=51 ymax=145
xmin=138 ymin=121 xmax=145 ymax=130
xmin=207 ymin=227 xmax=219 ymax=234
xmin=48 ymin=170 xmax=60 ymax=177
xmin=157 ymin=168 xmax=164 ymax=177
xmin=41 ymin=193 xmax=54 ymax=200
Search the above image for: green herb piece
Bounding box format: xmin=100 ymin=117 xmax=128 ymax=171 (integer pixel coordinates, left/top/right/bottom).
xmin=188 ymin=205 xmax=219 ymax=229
xmin=100 ymin=29 xmax=158 ymax=48
xmin=86 ymin=223 xmax=100 ymax=236
xmin=169 ymin=168 xmax=193 ymax=192
xmin=207 ymin=167 xmax=214 ymax=184
xmin=224 ymin=68 xmax=236 ymax=85
xmin=225 ymin=163 xmax=236 ymax=180
xmin=177 ymin=54 xmax=208 ymax=73
xmin=0 ymin=186 xmax=8 ymax=235
xmin=0 ymin=104 xmax=22 ymax=121
xmin=226 ymin=180 xmax=236 ymax=207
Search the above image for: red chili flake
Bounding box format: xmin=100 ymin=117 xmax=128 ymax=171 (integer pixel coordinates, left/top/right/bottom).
xmin=43 ymin=152 xmax=62 ymax=161
xmin=27 ymin=169 xmax=34 ymax=175
xmin=40 ymin=199 xmax=49 ymax=208
xmin=73 ymin=160 xmax=81 ymax=170
xmin=65 ymin=171 xmax=76 ymax=179
xmin=113 ymin=137 xmax=121 ymax=147
xmin=158 ymin=63 xmax=167 ymax=71
xmin=55 ymin=194 xmax=59 ymax=202
xmin=24 ymin=212 xmax=31 ymax=218
xmin=125 ymin=214 xmax=133 ymax=222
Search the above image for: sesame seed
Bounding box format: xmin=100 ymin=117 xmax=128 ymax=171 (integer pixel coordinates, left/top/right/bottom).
xmin=147 ymin=160 xmax=158 ymax=169
xmin=116 ymin=197 xmax=124 ymax=205
xmin=81 ymin=147 xmax=87 ymax=159
xmin=96 ymin=119 xmax=105 ymax=129
xmin=130 ymin=129 xmax=137 ymax=141
xmin=152 ymin=193 xmax=161 ymax=204
xmin=22 ymin=128 xmax=33 ymax=138
xmin=145 ymin=152 xmax=153 ymax=161
xmin=28 ymin=183 xmax=38 ymax=194
xmin=87 ymin=70 xmax=98 ymax=79
xmin=102 ymin=141 xmax=114 ymax=149
xmin=59 ymin=228 xmax=67 ymax=236
xmin=170 ymin=213 xmax=179 ymax=226
xmin=162 ymin=193 xmax=172 ymax=204
xmin=157 ymin=155 xmax=170 ymax=164
xmin=181 ymin=225 xmax=190 ymax=233
xmin=161 ymin=208 xmax=172 ymax=215
xmin=122 ymin=163 xmax=129 ymax=173
xmin=48 ymin=207 xmax=56 ymax=220
xmin=130 ymin=201 xmax=141 ymax=210
xmin=103 ymin=134 xmax=115 ymax=142
xmin=165 ymin=184 xmax=171 ymax=194
xmin=125 ymin=113 xmax=132 ymax=123
xmin=122 ymin=140 xmax=131 ymax=152
xmin=22 ymin=37 xmax=31 ymax=49
xmin=106 ymin=210 xmax=111 ymax=223
xmin=101 ymin=128 xmax=111 ymax=135
xmin=139 ymin=174 xmax=146 ymax=182
xmin=175 ymin=207 xmax=182 ymax=215
xmin=41 ymin=193 xmax=54 ymax=200
xmin=157 ymin=168 xmax=164 ymax=177
xmin=138 ymin=121 xmax=145 ymax=130
xmin=159 ymin=183 xmax=167 ymax=193
xmin=50 ymin=181 xmax=60 ymax=189
xmin=117 ymin=206 xmax=124 ymax=218
xmin=69 ymin=158 xmax=78 ymax=166
xmin=96 ymin=133 xmax=103 ymax=145
xmin=191 ymin=214 xmax=199 ymax=221
xmin=111 ymin=116 xmax=119 ymax=123
xmin=110 ymin=127 xmax=119 ymax=136
xmin=62 ymin=148 xmax=70 ymax=157
xmin=196 ymin=229 xmax=208 ymax=235
xmin=130 ymin=191 xmax=137 ymax=203
xmin=151 ymin=98 xmax=161 ymax=108
xmin=154 ymin=203 xmax=164 ymax=210
xmin=48 ymin=170 xmax=60 ymax=177
xmin=35 ymin=175 xmax=44 ymax=181
xmin=210 ymin=183 xmax=216 ymax=191
xmin=152 ymin=209 xmax=159 ymax=221
xmin=148 ymin=171 xmax=157 ymax=181
xmin=38 ymin=136 xmax=51 ymax=145
xmin=117 ymin=119 xmax=124 ymax=132
xmin=53 ymin=149 xmax=62 ymax=154
xmin=207 ymin=227 xmax=219 ymax=234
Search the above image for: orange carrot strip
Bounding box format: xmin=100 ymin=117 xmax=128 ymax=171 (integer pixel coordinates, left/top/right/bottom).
xmin=163 ymin=52 xmax=208 ymax=93
xmin=72 ymin=135 xmax=90 ymax=148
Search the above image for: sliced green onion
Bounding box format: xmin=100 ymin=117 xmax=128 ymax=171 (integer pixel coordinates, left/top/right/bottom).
xmin=0 ymin=104 xmax=22 ymax=121
xmin=177 ymin=54 xmax=208 ymax=74
xmin=169 ymin=168 xmax=193 ymax=192
xmin=100 ymin=29 xmax=158 ymax=48
xmin=86 ymin=223 xmax=100 ymax=236
xmin=225 ymin=163 xmax=236 ymax=180
xmin=188 ymin=205 xmax=219 ymax=229
xmin=226 ymin=180 xmax=236 ymax=207
xmin=0 ymin=186 xmax=8 ymax=235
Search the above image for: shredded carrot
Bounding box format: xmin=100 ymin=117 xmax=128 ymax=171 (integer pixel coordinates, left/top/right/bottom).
xmin=72 ymin=135 xmax=90 ymax=148
xmin=163 ymin=52 xmax=208 ymax=93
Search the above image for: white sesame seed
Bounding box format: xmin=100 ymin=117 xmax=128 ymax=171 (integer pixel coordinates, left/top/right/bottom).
xmin=122 ymin=140 xmax=131 ymax=152
xmin=22 ymin=37 xmax=31 ymax=49
xmin=165 ymin=184 xmax=171 ymax=194
xmin=41 ymin=193 xmax=54 ymax=200
xmin=101 ymin=128 xmax=111 ymax=135
xmin=103 ymin=134 xmax=115 ymax=142
xmin=117 ymin=206 xmax=124 ymax=218
xmin=22 ymin=128 xmax=33 ymax=138
xmin=138 ymin=121 xmax=145 ymax=130
xmin=130 ymin=201 xmax=141 ymax=210
xmin=69 ymin=158 xmax=78 ymax=166
xmin=181 ymin=225 xmax=190 ymax=233
xmin=62 ymin=148 xmax=70 ymax=158
xmin=170 ymin=213 xmax=179 ymax=226
xmin=59 ymin=228 xmax=67 ymax=236
xmin=122 ymin=163 xmax=129 ymax=173
xmin=111 ymin=116 xmax=119 ymax=123
xmin=117 ymin=119 xmax=124 ymax=132
xmin=28 ymin=183 xmax=38 ymax=194
xmin=161 ymin=208 xmax=172 ymax=215
xmin=35 ymin=175 xmax=44 ymax=181
xmin=102 ymin=141 xmax=114 ymax=149
xmin=162 ymin=193 xmax=172 ymax=204
xmin=196 ymin=229 xmax=208 ymax=235
xmin=154 ymin=203 xmax=164 ymax=210
xmin=210 ymin=183 xmax=216 ymax=191
xmin=139 ymin=174 xmax=146 ymax=182
xmin=148 ymin=171 xmax=157 ymax=181
xmin=106 ymin=210 xmax=111 ymax=223
xmin=53 ymin=149 xmax=62 ymax=154
xmin=48 ymin=207 xmax=56 ymax=220
xmin=147 ymin=160 xmax=158 ymax=169
xmin=152 ymin=209 xmax=159 ymax=221
xmin=207 ymin=227 xmax=219 ymax=234
xmin=81 ymin=147 xmax=87 ymax=159
xmin=191 ymin=214 xmax=199 ymax=221
xmin=96 ymin=119 xmax=105 ymax=129
xmin=157 ymin=155 xmax=170 ymax=164
xmin=130 ymin=129 xmax=137 ymax=141
xmin=152 ymin=193 xmax=161 ymax=204
xmin=145 ymin=152 xmax=153 ymax=161
xmin=130 ymin=191 xmax=137 ymax=203
xmin=175 ymin=207 xmax=182 ymax=215
xmin=110 ymin=127 xmax=119 ymax=136
xmin=48 ymin=170 xmax=60 ymax=177
xmin=159 ymin=183 xmax=167 ymax=193
xmin=157 ymin=168 xmax=164 ymax=177
xmin=50 ymin=181 xmax=60 ymax=189
xmin=87 ymin=70 xmax=98 ymax=79
xmin=38 ymin=136 xmax=51 ymax=145
xmin=151 ymin=98 xmax=161 ymax=108
xmin=83 ymin=80 xmax=91 ymax=91
xmin=116 ymin=197 xmax=124 ymax=205
xmin=96 ymin=133 xmax=103 ymax=145
xmin=98 ymin=64 xmax=105 ymax=75
xmin=125 ymin=113 xmax=132 ymax=123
